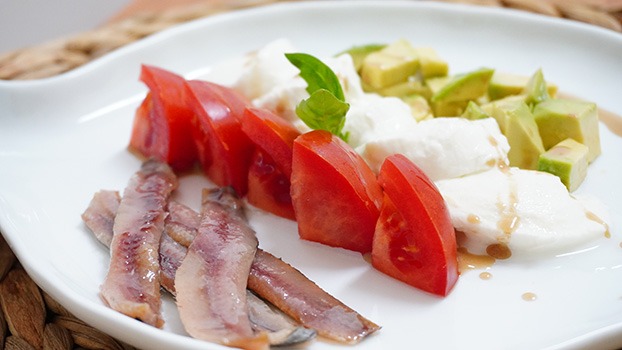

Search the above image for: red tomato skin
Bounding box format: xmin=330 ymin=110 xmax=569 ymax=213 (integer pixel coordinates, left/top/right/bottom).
xmin=247 ymin=149 xmax=296 ymax=220
xmin=242 ymin=107 xmax=300 ymax=219
xmin=241 ymin=107 xmax=300 ymax=177
xmin=129 ymin=65 xmax=196 ymax=171
xmin=290 ymin=130 xmax=383 ymax=254
xmin=184 ymin=80 xmax=254 ymax=195
xmin=372 ymin=154 xmax=458 ymax=296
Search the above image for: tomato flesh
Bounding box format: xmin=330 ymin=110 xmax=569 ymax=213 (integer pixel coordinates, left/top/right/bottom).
xmin=129 ymin=65 xmax=196 ymax=171
xmin=247 ymin=149 xmax=296 ymax=220
xmin=184 ymin=80 xmax=254 ymax=195
xmin=290 ymin=130 xmax=383 ymax=253
xmin=372 ymin=154 xmax=459 ymax=296
xmin=242 ymin=107 xmax=300 ymax=219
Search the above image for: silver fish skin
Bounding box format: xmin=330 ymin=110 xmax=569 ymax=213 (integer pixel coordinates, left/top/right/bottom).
xmin=100 ymin=160 xmax=177 ymax=328
xmin=248 ymin=249 xmax=381 ymax=344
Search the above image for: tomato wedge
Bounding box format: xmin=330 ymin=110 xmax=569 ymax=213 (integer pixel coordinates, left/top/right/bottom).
xmin=247 ymin=150 xmax=295 ymax=219
xmin=184 ymin=80 xmax=254 ymax=195
xmin=372 ymin=154 xmax=458 ymax=296
xmin=129 ymin=65 xmax=196 ymax=171
xmin=290 ymin=130 xmax=383 ymax=253
xmin=242 ymin=107 xmax=301 ymax=220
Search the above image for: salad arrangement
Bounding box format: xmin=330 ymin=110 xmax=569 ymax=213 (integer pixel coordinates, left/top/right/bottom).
xmin=85 ymin=38 xmax=611 ymax=349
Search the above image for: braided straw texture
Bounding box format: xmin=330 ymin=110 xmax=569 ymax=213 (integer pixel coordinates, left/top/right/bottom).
xmin=0 ymin=0 xmax=620 ymax=349
xmin=0 ymin=0 xmax=621 ymax=80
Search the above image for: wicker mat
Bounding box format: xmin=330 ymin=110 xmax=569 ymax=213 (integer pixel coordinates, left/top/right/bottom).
xmin=0 ymin=0 xmax=620 ymax=349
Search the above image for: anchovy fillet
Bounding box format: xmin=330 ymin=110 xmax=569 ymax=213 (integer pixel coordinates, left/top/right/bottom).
xmin=100 ymin=160 xmax=177 ymax=328
xmin=175 ymin=187 xmax=268 ymax=349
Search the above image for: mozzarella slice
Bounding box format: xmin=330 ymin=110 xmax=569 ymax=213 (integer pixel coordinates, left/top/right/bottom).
xmin=355 ymin=117 xmax=510 ymax=180
xmin=435 ymin=167 xmax=608 ymax=258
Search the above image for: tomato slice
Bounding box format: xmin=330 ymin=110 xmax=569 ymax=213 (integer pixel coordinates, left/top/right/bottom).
xmin=290 ymin=130 xmax=383 ymax=253
xmin=242 ymin=107 xmax=300 ymax=177
xmin=129 ymin=65 xmax=196 ymax=171
xmin=242 ymin=108 xmax=301 ymax=219
xmin=184 ymin=80 xmax=254 ymax=195
xmin=372 ymin=154 xmax=458 ymax=296
xmin=247 ymin=149 xmax=296 ymax=220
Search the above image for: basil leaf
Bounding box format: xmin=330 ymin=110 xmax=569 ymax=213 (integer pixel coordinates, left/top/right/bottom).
xmin=296 ymin=89 xmax=350 ymax=141
xmin=285 ymin=53 xmax=345 ymax=102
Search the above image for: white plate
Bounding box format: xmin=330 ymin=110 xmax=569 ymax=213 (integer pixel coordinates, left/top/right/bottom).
xmin=1 ymin=1 xmax=622 ymax=349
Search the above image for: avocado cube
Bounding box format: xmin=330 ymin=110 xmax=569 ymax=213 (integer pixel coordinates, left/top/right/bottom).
xmin=337 ymin=43 xmax=386 ymax=72
xmin=522 ymin=69 xmax=550 ymax=106
xmin=360 ymin=39 xmax=420 ymax=89
xmin=538 ymin=138 xmax=589 ymax=192
xmin=482 ymin=95 xmax=528 ymax=133
xmin=432 ymin=100 xmax=469 ymax=117
xmin=490 ymin=100 xmax=545 ymax=169
xmin=533 ymin=98 xmax=601 ymax=163
xmin=431 ymin=68 xmax=494 ymax=103
xmin=488 ymin=71 xmax=558 ymax=101
xmin=461 ymin=101 xmax=490 ymax=120
xmin=413 ymin=47 xmax=448 ymax=78
xmin=402 ymin=95 xmax=433 ymax=121
xmin=377 ymin=79 xmax=431 ymax=99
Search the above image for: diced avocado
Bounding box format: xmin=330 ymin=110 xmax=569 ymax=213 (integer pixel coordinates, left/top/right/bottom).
xmin=481 ymin=95 xmax=528 ymax=132
xmin=426 ymin=76 xmax=451 ymax=95
xmin=538 ymin=138 xmax=589 ymax=192
xmin=431 ymin=68 xmax=494 ymax=103
xmin=412 ymin=47 xmax=448 ymax=78
xmin=488 ymin=71 xmax=558 ymax=101
xmin=533 ymin=98 xmax=601 ymax=163
xmin=432 ymin=100 xmax=469 ymax=117
xmin=522 ymin=69 xmax=550 ymax=106
xmin=492 ymin=100 xmax=545 ymax=169
xmin=488 ymin=72 xmax=527 ymax=100
xmin=360 ymin=39 xmax=420 ymax=89
xmin=377 ymin=79 xmax=431 ymax=99
xmin=427 ymin=70 xmax=493 ymax=117
xmin=461 ymin=101 xmax=490 ymax=120
xmin=402 ymin=95 xmax=433 ymax=121
xmin=337 ymin=43 xmax=386 ymax=72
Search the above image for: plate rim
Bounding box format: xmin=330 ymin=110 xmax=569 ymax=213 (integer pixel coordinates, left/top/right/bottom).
xmin=1 ymin=1 xmax=622 ymax=350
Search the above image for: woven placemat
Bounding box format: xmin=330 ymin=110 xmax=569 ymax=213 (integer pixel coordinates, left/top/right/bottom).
xmin=0 ymin=0 xmax=621 ymax=80
xmin=0 ymin=0 xmax=620 ymax=349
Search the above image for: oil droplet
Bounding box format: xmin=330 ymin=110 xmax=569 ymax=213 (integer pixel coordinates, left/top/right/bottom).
xmin=522 ymin=292 xmax=537 ymax=301
xmin=479 ymin=272 xmax=492 ymax=280
xmin=486 ymin=243 xmax=512 ymax=260
xmin=467 ymin=214 xmax=481 ymax=224
xmin=457 ymin=247 xmax=496 ymax=272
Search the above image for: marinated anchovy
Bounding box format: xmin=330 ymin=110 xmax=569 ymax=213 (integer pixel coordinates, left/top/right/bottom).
xmin=248 ymin=249 xmax=381 ymax=344
xmin=82 ymin=186 xmax=336 ymax=347
xmin=81 ymin=190 xmax=120 ymax=247
xmin=175 ymin=188 xmax=269 ymax=349
xmin=247 ymin=291 xmax=316 ymax=347
xmin=158 ymin=232 xmax=186 ymax=295
xmin=100 ymin=160 xmax=177 ymax=328
xmin=82 ymin=192 xmax=184 ymax=296
xmin=165 ymin=201 xmax=199 ymax=247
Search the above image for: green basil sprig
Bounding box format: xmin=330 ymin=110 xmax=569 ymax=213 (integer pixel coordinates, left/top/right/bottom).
xmin=285 ymin=53 xmax=350 ymax=141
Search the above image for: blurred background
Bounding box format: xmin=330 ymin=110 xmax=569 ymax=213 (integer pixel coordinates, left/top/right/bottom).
xmin=0 ymin=0 xmax=129 ymax=52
